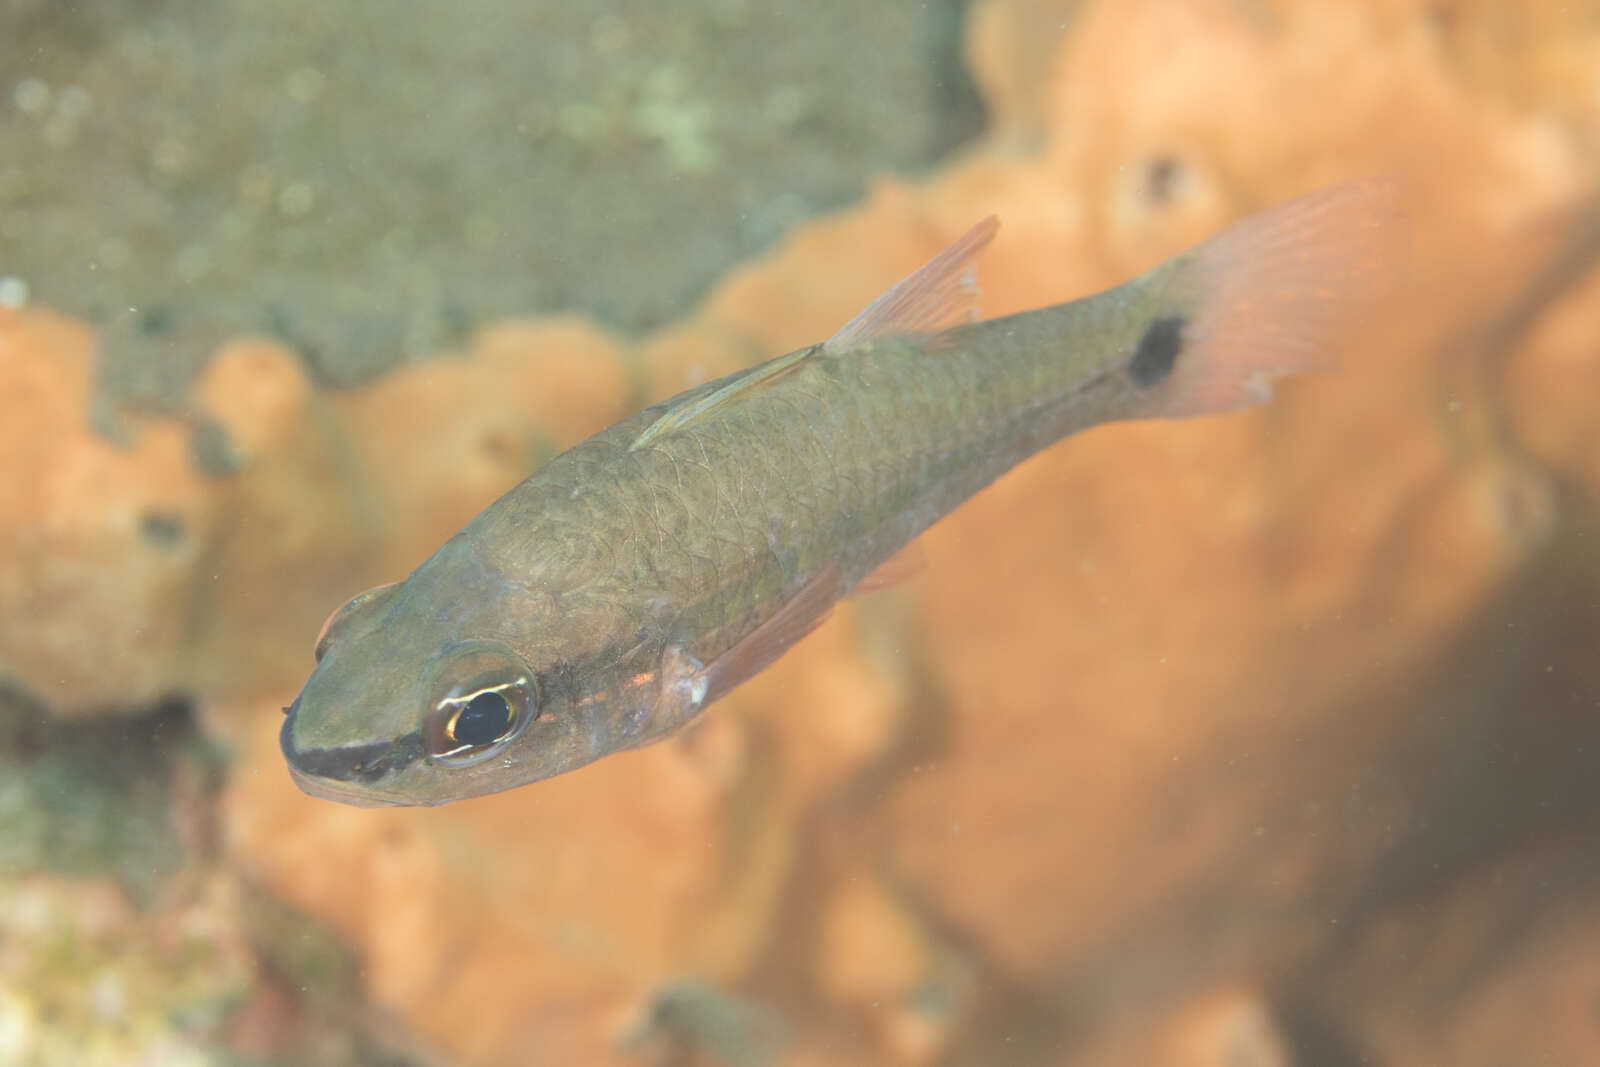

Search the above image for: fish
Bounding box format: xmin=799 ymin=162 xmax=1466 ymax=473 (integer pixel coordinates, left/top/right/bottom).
xmin=281 ymin=180 xmax=1399 ymax=806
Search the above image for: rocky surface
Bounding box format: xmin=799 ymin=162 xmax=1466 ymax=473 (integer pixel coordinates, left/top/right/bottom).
xmin=1 ymin=0 xmax=979 ymax=398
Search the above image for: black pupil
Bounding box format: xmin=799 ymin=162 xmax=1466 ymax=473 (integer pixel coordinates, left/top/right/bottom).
xmin=453 ymin=690 xmax=512 ymax=747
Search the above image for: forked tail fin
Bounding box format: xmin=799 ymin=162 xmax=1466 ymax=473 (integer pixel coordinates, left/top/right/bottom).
xmin=1142 ymin=178 xmax=1405 ymax=418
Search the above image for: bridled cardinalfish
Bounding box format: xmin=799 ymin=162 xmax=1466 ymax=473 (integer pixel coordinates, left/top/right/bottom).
xmin=282 ymin=182 xmax=1399 ymax=806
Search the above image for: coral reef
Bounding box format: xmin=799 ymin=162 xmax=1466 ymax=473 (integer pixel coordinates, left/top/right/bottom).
xmin=4 ymin=0 xmax=1600 ymax=1064
xmin=0 ymin=874 xmax=252 ymax=1066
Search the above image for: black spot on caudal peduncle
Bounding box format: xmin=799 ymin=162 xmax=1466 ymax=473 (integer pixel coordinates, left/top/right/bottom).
xmin=1129 ymin=315 xmax=1186 ymax=388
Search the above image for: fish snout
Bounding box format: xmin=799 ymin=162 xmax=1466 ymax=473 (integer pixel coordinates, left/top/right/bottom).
xmin=279 ymin=696 xmax=424 ymax=806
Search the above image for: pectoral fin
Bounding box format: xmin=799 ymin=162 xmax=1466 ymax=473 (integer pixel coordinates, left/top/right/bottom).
xmin=849 ymin=542 xmax=926 ymax=595
xmin=700 ymin=562 xmax=841 ymax=707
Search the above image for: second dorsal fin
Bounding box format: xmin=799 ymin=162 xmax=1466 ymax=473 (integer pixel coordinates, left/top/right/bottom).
xmin=824 ymin=215 xmax=998 ymax=352
xmin=630 ymin=215 xmax=999 ymax=452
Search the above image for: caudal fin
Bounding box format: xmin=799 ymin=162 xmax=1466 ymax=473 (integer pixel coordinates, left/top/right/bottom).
xmin=1147 ymin=178 xmax=1405 ymax=418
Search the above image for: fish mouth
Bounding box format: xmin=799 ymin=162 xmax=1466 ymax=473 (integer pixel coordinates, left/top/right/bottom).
xmin=286 ymin=762 xmax=414 ymax=807
xmin=280 ymin=698 xmax=426 ymax=807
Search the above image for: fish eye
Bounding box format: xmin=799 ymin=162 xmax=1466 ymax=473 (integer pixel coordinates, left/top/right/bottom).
xmin=426 ymin=679 xmax=532 ymax=762
xmin=452 ymin=690 xmax=513 ymax=746
xmin=424 ymin=644 xmax=537 ymax=764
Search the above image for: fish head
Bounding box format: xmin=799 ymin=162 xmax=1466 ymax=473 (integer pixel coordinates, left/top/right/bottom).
xmin=279 ymin=539 xmax=641 ymax=807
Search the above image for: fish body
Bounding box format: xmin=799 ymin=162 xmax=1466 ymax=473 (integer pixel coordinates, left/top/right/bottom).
xmin=282 ymin=182 xmax=1397 ymax=806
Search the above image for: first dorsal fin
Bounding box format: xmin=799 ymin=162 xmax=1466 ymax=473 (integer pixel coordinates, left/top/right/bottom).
xmin=630 ymin=344 xmax=818 ymax=451
xmin=824 ymin=215 xmax=998 ymax=352
xmin=630 ymin=216 xmax=999 ymax=452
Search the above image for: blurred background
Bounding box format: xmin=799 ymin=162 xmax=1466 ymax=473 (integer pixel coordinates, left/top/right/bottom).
xmin=3 ymin=0 xmax=1599 ymax=1064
